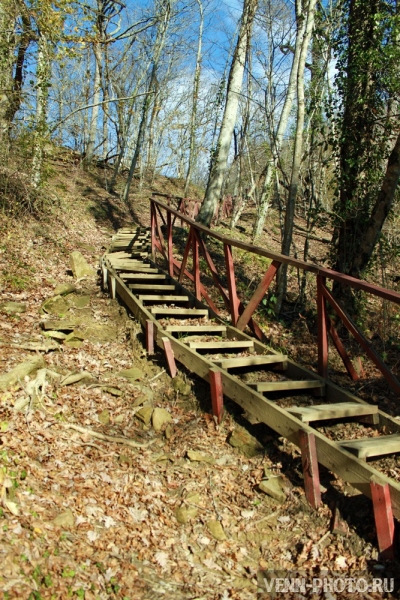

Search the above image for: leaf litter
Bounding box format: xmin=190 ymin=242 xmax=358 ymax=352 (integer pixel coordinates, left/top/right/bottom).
xmin=0 ymin=175 xmax=397 ymax=599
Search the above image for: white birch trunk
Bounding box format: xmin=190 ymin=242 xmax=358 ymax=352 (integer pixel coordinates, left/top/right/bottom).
xmin=85 ymin=42 xmax=102 ymax=165
xmin=275 ymin=0 xmax=318 ymax=313
xmin=252 ymin=5 xmax=308 ymax=240
xmin=122 ymin=0 xmax=171 ymax=203
xmin=197 ymin=0 xmax=258 ymax=226
xmin=184 ymin=0 xmax=203 ymax=197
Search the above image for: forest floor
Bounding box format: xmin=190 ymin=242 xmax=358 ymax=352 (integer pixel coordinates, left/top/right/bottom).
xmin=0 ymin=156 xmax=399 ymax=599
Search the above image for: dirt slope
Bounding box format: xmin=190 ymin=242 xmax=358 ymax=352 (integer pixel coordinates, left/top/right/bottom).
xmin=0 ymin=160 xmax=398 ymax=599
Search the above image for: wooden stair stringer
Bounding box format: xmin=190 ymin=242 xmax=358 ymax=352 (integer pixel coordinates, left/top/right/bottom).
xmin=101 ymin=242 xmax=400 ymax=521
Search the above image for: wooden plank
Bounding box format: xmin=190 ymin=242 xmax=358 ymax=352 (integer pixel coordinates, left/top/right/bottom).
xmin=153 ymin=330 xmax=400 ymax=519
xmin=224 ymin=243 xmax=240 ymax=326
xmin=162 ymin=337 xmax=177 ymax=378
xmin=121 ymin=273 xmax=167 ymax=280
xmin=340 ymin=434 xmax=400 ymax=460
xmin=114 ymin=267 xmax=160 ymax=273
xmin=150 ymin=307 xmax=209 ymax=317
xmin=146 ymin=320 xmax=154 ymax=355
xmin=299 ymin=430 xmax=321 ymax=508
xmin=322 ymin=284 xmax=400 ymax=395
xmin=236 ymin=260 xmax=280 ymax=331
xmin=247 ymin=379 xmax=324 ymax=392
xmin=287 ymin=402 xmax=378 ymax=423
xmin=213 ymin=354 xmax=287 ymax=369
xmin=129 ymin=284 xmax=176 ymax=291
xmin=165 ymin=325 xmax=227 ymax=333
xmin=370 ymin=477 xmax=395 ymax=560
xmin=187 ymin=340 xmax=254 ymax=350
xmin=210 ymin=368 xmax=224 ymax=424
xmin=151 ymin=198 xmax=400 ymax=304
xmin=107 ymin=261 xmax=151 ymax=268
xmin=138 ymin=295 xmax=189 ymax=302
xmin=317 ymin=275 xmax=329 ymax=379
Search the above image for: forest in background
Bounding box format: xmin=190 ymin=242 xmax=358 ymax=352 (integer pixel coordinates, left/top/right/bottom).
xmin=1 ymin=0 xmax=400 ymax=312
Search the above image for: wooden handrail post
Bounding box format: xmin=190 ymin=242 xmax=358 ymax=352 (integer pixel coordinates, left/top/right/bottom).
xmin=236 ymin=260 xmax=280 ymax=331
xmin=299 ymin=429 xmax=321 ymax=508
xmin=209 ymin=368 xmax=224 ymax=423
xmin=317 ymin=275 xmax=329 ymax=379
xmin=167 ymin=211 xmax=173 ymax=277
xmin=224 ymin=243 xmax=240 ymax=326
xmin=150 ymin=201 xmax=156 ymax=262
xmin=193 ymin=229 xmax=201 ymax=301
xmin=370 ymin=478 xmax=396 ymax=560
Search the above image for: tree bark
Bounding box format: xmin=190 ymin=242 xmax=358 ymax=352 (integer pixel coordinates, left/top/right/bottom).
xmin=31 ymin=32 xmax=51 ymax=189
xmin=122 ymin=0 xmax=171 ymax=204
xmin=197 ymin=0 xmax=258 ymax=227
xmin=275 ymin=0 xmax=317 ymax=313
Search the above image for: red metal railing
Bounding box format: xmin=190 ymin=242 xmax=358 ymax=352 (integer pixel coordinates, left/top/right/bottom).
xmin=150 ymin=196 xmax=400 ymax=395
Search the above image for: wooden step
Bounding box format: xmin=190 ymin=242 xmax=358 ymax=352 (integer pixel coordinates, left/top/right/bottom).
xmin=117 ymin=267 xmax=160 ymax=273
xmin=129 ymin=284 xmax=176 ymax=291
xmin=138 ymin=295 xmax=189 ymax=302
xmin=247 ymin=379 xmax=325 ymax=393
xmin=213 ymin=354 xmax=287 ymax=370
xmin=108 ymin=261 xmax=151 ymax=268
xmin=340 ymin=434 xmax=400 ymax=460
xmin=187 ymin=340 xmax=254 ymax=350
xmin=122 ymin=274 xmax=168 ymax=280
xmin=150 ymin=308 xmax=209 ymax=317
xmin=287 ymin=401 xmax=378 ymax=423
xmin=165 ymin=325 xmax=227 ymax=334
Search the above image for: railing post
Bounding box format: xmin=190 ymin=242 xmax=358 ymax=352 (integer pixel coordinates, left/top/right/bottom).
xmin=167 ymin=210 xmax=173 ymax=277
xmin=370 ymin=478 xmax=395 ymax=560
xmin=146 ymin=320 xmax=154 ymax=355
xmin=209 ymin=368 xmax=224 ymax=424
xmin=236 ymin=260 xmax=280 ymax=331
xmin=299 ymin=430 xmax=321 ymax=508
xmin=224 ymin=243 xmax=239 ymax=326
xmin=150 ymin=201 xmax=156 ymax=262
xmin=317 ymin=274 xmax=328 ymax=379
xmin=193 ymin=228 xmax=201 ymax=301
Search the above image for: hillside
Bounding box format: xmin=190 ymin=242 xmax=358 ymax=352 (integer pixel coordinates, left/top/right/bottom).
xmin=0 ymin=158 xmax=398 ymax=599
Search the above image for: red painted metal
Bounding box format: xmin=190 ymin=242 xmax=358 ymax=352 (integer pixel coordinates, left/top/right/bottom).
xmin=178 ymin=227 xmax=193 ymax=284
xmin=149 ymin=197 xmax=400 ymax=394
xmin=299 ymin=429 xmax=321 ymax=509
xmin=327 ymin=317 xmax=359 ymax=380
xmin=236 ymin=260 xmax=280 ymax=331
xmin=171 ymin=253 xmax=220 ymax=315
xmin=150 ymin=198 xmax=400 ymax=304
xmin=167 ymin=211 xmax=173 ymax=277
xmin=162 ymin=337 xmax=177 ymax=378
xmin=193 ymin=231 xmax=201 ymax=301
xmin=154 ymin=211 xmax=167 ymax=261
xmin=146 ymin=320 xmax=154 ymax=355
xmin=224 ymin=244 xmax=240 ymax=326
xmin=193 ymin=229 xmax=231 ymax=309
xmin=370 ymin=479 xmax=395 ymax=560
xmin=322 ymin=284 xmax=400 ymax=395
xmin=317 ymin=275 xmax=329 ymax=379
xmin=209 ymin=368 xmax=224 ymax=423
xmin=150 ymin=203 xmax=157 ymax=261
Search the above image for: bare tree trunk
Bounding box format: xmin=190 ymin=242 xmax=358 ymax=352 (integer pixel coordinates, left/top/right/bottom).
xmin=122 ymin=0 xmax=171 ymax=204
xmin=85 ymin=42 xmax=102 ymax=165
xmin=252 ymin=3 xmax=306 ymax=241
xmin=31 ymin=33 xmax=51 ymax=189
xmin=275 ymin=0 xmax=317 ymax=313
xmin=183 ymin=0 xmax=203 ymax=197
xmin=197 ymin=0 xmax=258 ymax=227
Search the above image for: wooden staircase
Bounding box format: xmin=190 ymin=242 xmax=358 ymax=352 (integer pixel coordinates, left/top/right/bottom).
xmin=101 ymin=226 xmax=400 ymax=558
